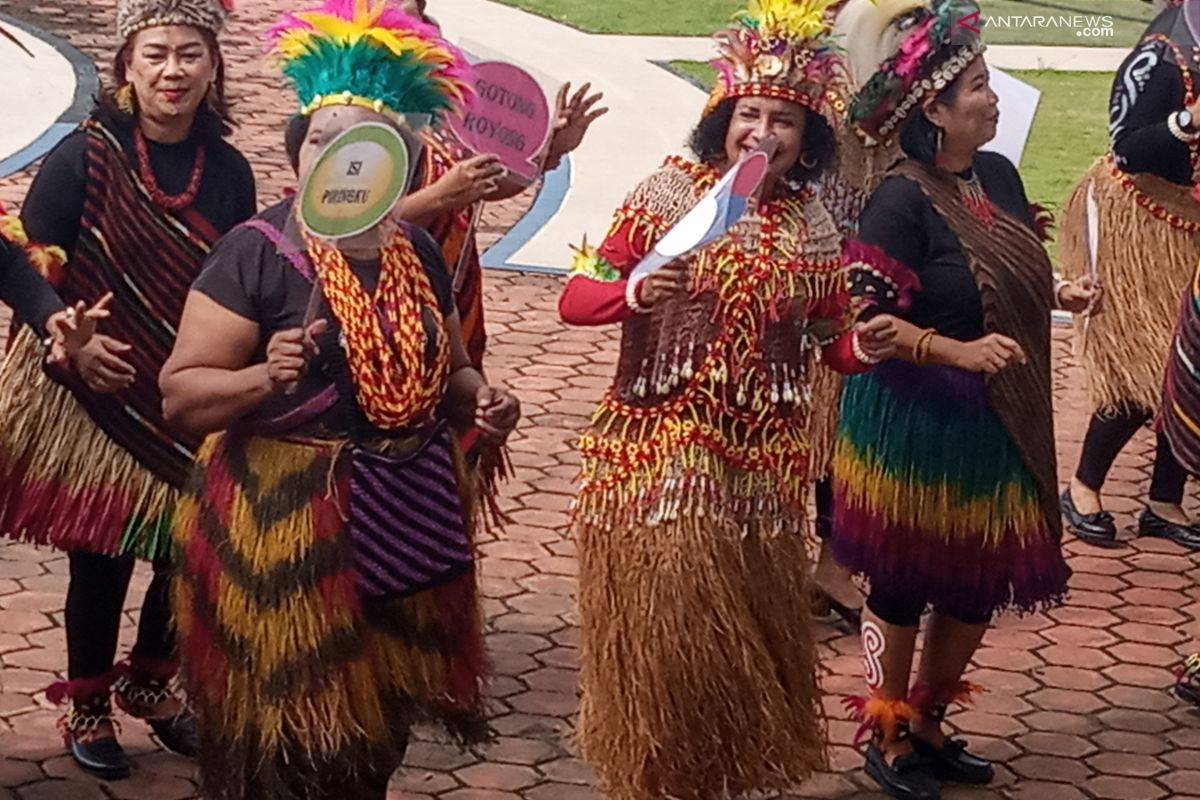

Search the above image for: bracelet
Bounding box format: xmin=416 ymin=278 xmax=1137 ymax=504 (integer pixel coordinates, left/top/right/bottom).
xmin=625 ymin=274 xmax=652 ymax=314
xmin=913 ymin=328 xmax=936 ymax=365
xmin=1053 ymin=277 xmax=1069 ymax=309
xmin=851 ymin=329 xmax=881 ymax=365
xmin=1168 ymin=111 xmax=1200 ymax=143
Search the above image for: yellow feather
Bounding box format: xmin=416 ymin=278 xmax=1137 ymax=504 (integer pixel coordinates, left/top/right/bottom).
xmin=746 ymin=0 xmax=840 ymax=40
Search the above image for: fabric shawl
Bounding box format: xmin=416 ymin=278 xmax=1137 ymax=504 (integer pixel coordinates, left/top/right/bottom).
xmin=890 ymin=159 xmax=1061 ymax=539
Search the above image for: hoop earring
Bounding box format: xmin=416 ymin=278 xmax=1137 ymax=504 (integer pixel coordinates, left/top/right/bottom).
xmin=799 ymin=154 xmax=817 ymax=170
xmin=206 ymin=83 xmax=218 ymax=109
xmin=115 ymin=84 xmax=135 ymax=115
xmin=934 ymin=125 xmax=944 ymax=155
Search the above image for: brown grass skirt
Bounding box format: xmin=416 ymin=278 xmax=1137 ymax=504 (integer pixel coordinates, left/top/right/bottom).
xmin=1060 ymin=156 xmax=1200 ymax=413
xmin=576 ymin=515 xmax=826 ymax=799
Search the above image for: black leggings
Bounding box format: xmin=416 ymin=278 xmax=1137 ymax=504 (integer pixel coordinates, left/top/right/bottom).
xmin=866 ymin=584 xmax=993 ymax=628
xmin=66 ymin=551 xmax=174 ymax=680
xmin=1075 ymin=406 xmax=1187 ymax=504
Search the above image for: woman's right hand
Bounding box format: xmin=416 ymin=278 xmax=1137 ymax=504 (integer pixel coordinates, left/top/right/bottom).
xmin=952 ymin=333 xmax=1027 ymax=374
xmin=72 ymin=333 xmax=135 ymax=393
xmin=437 ymin=154 xmax=506 ymax=209
xmin=634 ymin=261 xmax=690 ymax=309
xmin=266 ymin=320 xmax=327 ymax=392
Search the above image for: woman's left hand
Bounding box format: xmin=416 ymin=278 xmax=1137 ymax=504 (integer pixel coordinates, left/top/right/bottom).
xmin=546 ymin=82 xmax=608 ymax=165
xmin=1058 ymin=276 xmax=1102 ymax=315
xmin=475 ymin=385 xmax=521 ymax=442
xmin=854 ymin=315 xmax=898 ymax=362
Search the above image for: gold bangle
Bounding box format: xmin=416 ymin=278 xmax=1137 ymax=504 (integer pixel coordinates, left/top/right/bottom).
xmin=914 ymin=329 xmax=936 ymax=365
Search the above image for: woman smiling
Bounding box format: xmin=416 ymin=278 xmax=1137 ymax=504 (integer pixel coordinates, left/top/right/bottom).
xmin=558 ymin=1 xmax=895 ymax=797
xmin=834 ymin=2 xmax=1095 ymax=798
xmin=0 ymin=0 xmax=254 ymax=779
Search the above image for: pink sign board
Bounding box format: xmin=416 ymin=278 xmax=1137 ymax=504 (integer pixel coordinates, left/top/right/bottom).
xmin=449 ymin=61 xmax=553 ymax=182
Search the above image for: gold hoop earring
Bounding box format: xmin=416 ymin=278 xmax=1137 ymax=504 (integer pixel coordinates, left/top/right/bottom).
xmin=799 ymin=154 xmax=817 ymax=170
xmin=115 ymin=84 xmax=135 ymax=115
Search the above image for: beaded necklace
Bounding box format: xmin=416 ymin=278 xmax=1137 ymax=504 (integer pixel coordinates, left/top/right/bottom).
xmin=305 ymin=228 xmax=450 ymax=430
xmin=133 ymin=127 xmax=206 ymax=211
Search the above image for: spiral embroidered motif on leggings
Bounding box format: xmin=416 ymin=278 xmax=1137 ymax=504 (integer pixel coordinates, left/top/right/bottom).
xmin=862 ymin=621 xmax=885 ymax=690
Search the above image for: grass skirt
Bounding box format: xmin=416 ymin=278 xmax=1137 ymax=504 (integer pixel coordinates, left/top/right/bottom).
xmin=174 ymin=433 xmax=487 ymax=800
xmin=832 ymin=361 xmax=1069 ymax=618
xmin=1060 ymin=155 xmax=1200 ymax=413
xmin=0 ymin=327 xmax=175 ymax=559
xmin=576 ymin=507 xmax=826 ymax=799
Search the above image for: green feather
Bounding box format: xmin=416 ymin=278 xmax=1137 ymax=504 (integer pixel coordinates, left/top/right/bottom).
xmin=284 ymin=38 xmax=456 ymax=117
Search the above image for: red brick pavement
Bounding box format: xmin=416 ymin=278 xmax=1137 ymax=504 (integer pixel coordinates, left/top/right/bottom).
xmin=0 ymin=2 xmax=1196 ymax=799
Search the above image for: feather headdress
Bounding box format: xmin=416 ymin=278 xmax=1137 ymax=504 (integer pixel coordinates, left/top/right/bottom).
xmin=705 ymin=0 xmax=849 ymax=124
xmin=265 ymin=0 xmax=472 ymax=120
xmin=847 ymin=0 xmax=985 ymax=142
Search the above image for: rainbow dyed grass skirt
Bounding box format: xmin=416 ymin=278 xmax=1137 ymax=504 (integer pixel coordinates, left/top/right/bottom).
xmin=832 ymin=360 xmax=1069 ymax=619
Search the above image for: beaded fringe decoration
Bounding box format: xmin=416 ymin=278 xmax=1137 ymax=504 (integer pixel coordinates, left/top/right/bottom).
xmin=1060 ymin=154 xmax=1200 ymax=413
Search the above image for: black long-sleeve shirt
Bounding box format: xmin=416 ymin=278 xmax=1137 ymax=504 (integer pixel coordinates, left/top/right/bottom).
xmin=857 ymin=152 xmax=1035 ymax=341
xmin=21 ymin=124 xmax=256 ymax=254
xmin=0 ymin=237 xmax=63 ymax=337
xmin=1110 ymin=5 xmax=1198 ymax=184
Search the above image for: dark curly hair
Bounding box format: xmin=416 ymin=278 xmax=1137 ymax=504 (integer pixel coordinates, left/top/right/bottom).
xmin=94 ymin=29 xmax=233 ymax=143
xmin=688 ymin=97 xmax=836 ymax=188
xmin=898 ymin=77 xmax=964 ymax=165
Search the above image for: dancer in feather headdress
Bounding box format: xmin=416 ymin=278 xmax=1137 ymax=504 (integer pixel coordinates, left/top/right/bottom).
xmin=833 ymin=1 xmax=1094 ymax=797
xmin=558 ymin=1 xmax=897 ymax=797
xmin=162 ymin=2 xmax=519 ymax=798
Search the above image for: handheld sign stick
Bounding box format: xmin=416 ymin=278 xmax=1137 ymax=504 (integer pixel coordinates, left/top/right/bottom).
xmin=291 ymin=121 xmax=416 ymax=392
xmin=630 ymin=137 xmax=777 ymax=281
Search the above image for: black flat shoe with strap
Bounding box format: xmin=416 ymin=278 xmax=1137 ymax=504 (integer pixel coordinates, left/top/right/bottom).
xmin=910 ymin=735 xmax=994 ymax=785
xmin=115 ymin=668 xmax=199 ymax=758
xmin=1060 ymin=489 xmax=1120 ymax=547
xmin=1138 ymin=508 xmax=1200 ymax=551
xmin=62 ymin=697 xmax=130 ymax=780
xmin=864 ymin=741 xmax=941 ymax=800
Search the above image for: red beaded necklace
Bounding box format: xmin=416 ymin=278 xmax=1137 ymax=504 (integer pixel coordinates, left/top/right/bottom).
xmin=134 ymin=127 xmax=206 ymax=211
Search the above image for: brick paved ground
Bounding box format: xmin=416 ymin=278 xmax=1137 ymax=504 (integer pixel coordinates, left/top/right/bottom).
xmin=0 ymin=2 xmax=1196 ymax=799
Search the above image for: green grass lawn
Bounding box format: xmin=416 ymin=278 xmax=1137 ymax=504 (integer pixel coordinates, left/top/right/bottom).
xmin=661 ymin=61 xmax=1109 ymax=257
xmin=499 ymin=0 xmax=1152 ymax=46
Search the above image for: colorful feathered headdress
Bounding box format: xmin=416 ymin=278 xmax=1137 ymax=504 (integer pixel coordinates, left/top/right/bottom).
xmin=705 ymin=0 xmax=849 ymax=124
xmin=847 ymin=0 xmax=985 ymax=142
xmin=265 ymin=0 xmax=472 ymax=121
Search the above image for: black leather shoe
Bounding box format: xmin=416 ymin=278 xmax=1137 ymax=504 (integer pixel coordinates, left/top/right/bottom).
xmin=864 ymin=741 xmax=941 ymax=800
xmin=911 ymin=736 xmax=994 ymax=785
xmin=68 ymin=734 xmax=131 ymax=780
xmin=1138 ymin=508 xmax=1200 ymax=550
xmin=149 ymin=712 xmax=199 ymax=758
xmin=1060 ymin=489 xmax=1120 ymax=547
